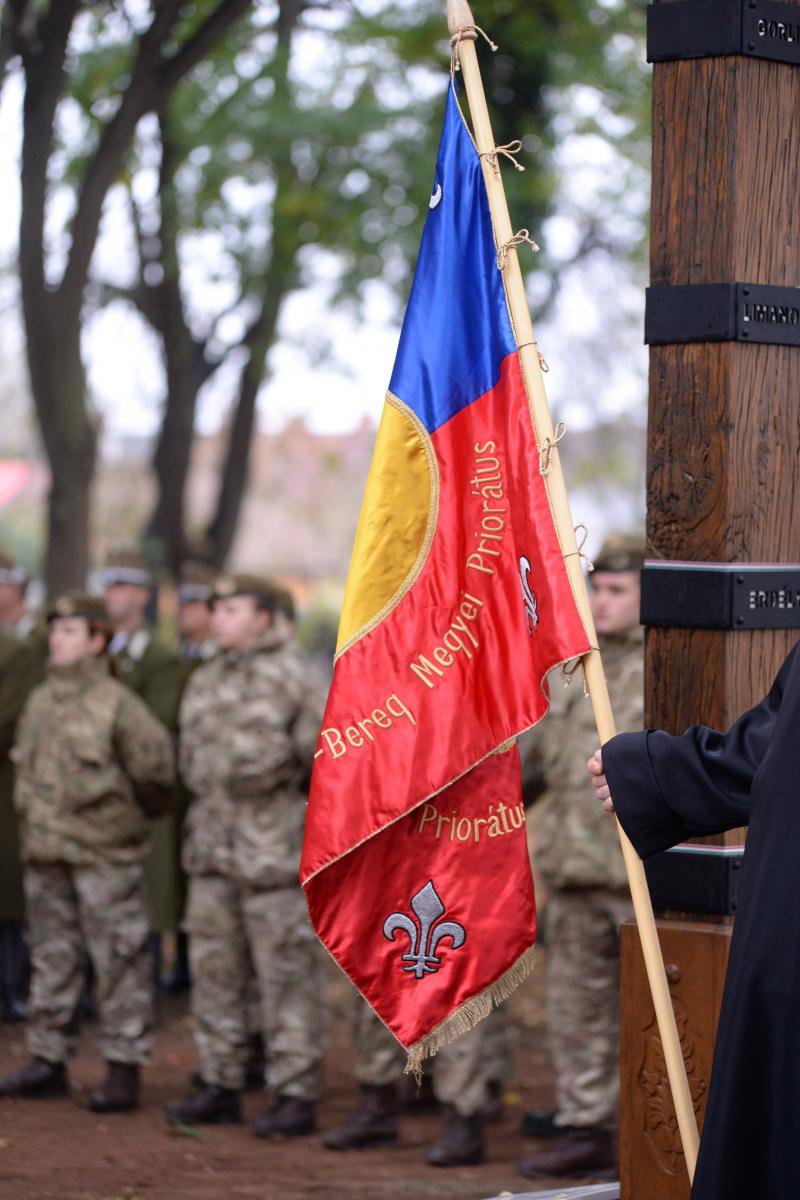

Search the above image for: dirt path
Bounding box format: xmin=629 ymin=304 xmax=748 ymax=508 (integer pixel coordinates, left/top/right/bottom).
xmin=0 ymin=963 xmax=609 ymax=1200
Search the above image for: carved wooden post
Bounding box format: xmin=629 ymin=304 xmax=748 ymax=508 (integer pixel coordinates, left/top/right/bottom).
xmin=620 ymin=3 xmax=800 ymax=1196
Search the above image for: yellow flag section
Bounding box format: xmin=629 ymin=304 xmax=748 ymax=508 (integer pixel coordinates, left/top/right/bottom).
xmin=337 ymin=395 xmax=439 ymax=656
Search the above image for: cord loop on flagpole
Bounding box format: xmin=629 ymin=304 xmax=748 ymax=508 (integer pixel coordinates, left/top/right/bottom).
xmin=449 ymin=25 xmax=498 ymax=150
xmin=518 ymin=338 xmax=549 ymax=374
xmin=563 ymin=522 xmax=594 ymax=572
xmin=496 ymin=228 xmax=539 ymax=272
xmin=450 ymin=24 xmax=498 ymax=52
xmin=539 ymin=420 xmax=566 ymax=476
xmin=480 ymin=140 xmax=525 ymax=176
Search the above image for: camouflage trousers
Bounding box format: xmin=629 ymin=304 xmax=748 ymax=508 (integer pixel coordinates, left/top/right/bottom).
xmin=546 ymin=887 xmax=633 ymax=1131
xmin=24 ymin=862 xmax=153 ymax=1065
xmin=184 ymin=875 xmax=327 ymax=1099
xmin=353 ymin=998 xmax=512 ymax=1117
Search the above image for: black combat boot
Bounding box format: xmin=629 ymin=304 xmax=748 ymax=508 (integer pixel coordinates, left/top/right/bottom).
xmin=165 ymin=1083 xmax=242 ymax=1126
xmin=0 ymin=1057 xmax=68 ymax=1099
xmin=253 ymin=1095 xmax=316 ymax=1138
xmin=426 ymin=1110 xmax=484 ymax=1166
xmin=89 ymin=1062 xmax=140 ymax=1112
xmin=322 ymin=1084 xmax=399 ymax=1150
xmin=520 ymin=1107 xmax=567 ymax=1138
xmin=518 ymin=1126 xmax=616 ymax=1178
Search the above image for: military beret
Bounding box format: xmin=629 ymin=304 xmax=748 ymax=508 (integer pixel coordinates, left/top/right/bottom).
xmin=0 ymin=549 xmax=29 ymax=587
xmin=178 ymin=560 xmax=215 ymax=605
xmin=593 ymin=535 xmax=645 ymax=574
xmin=211 ymin=573 xmax=276 ymax=610
xmin=272 ymin=585 xmax=296 ymax=623
xmin=102 ymin=548 xmax=152 ymax=589
xmin=47 ymin=591 xmax=112 ymax=632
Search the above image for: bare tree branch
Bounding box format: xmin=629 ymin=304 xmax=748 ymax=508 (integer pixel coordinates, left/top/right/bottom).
xmin=158 ymin=0 xmax=252 ymax=93
xmin=59 ymin=0 xmax=185 ymax=306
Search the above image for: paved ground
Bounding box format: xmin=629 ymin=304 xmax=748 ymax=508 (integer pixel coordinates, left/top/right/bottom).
xmin=0 ymin=957 xmax=613 ymax=1200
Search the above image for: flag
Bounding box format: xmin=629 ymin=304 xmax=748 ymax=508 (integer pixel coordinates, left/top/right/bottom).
xmin=301 ymin=84 xmax=591 ymax=1065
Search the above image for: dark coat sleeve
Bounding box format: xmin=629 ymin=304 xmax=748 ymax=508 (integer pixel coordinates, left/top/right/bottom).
xmin=603 ymin=644 xmax=798 ymax=858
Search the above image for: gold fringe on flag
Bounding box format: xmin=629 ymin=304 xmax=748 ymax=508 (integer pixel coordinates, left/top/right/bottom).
xmin=405 ymin=944 xmax=536 ymax=1078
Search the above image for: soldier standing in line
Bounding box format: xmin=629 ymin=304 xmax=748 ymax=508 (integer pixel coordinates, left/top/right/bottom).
xmin=0 ymin=593 xmax=174 ymax=1110
xmin=0 ymin=551 xmax=46 ymax=1023
xmin=177 ymin=562 xmax=217 ymax=663
xmin=0 ymin=551 xmax=38 ymax=642
xmin=0 ymin=629 xmax=41 ymax=1021
xmin=165 ymin=574 xmax=328 ymax=1137
xmin=161 ymin=561 xmax=218 ymax=995
xmin=102 ymin=549 xmax=187 ymax=982
xmin=516 ymin=535 xmax=644 ymax=1180
xmin=323 ymin=998 xmax=512 ymax=1165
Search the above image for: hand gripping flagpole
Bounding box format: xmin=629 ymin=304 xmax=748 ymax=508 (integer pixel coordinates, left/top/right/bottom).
xmin=446 ymin=0 xmax=700 ymax=1181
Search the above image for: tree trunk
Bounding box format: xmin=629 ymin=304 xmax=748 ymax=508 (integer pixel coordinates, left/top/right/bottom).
xmin=205 ymin=358 xmax=261 ymax=569
xmin=144 ymin=111 xmax=218 ymax=575
xmin=12 ymin=1 xmax=252 ymax=593
xmin=46 ymin=435 xmax=96 ymax=596
xmin=205 ymin=254 xmax=297 ymax=568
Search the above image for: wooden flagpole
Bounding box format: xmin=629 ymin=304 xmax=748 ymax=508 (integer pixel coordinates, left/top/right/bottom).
xmin=445 ymin=0 xmax=700 ymax=1180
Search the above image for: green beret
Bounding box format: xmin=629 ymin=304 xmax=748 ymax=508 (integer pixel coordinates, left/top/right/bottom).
xmin=211 ymin=573 xmax=276 ymax=610
xmin=593 ymin=535 xmax=645 ymax=574
xmin=102 ymin=548 xmax=152 ymax=589
xmin=47 ymin=592 xmax=112 ymax=632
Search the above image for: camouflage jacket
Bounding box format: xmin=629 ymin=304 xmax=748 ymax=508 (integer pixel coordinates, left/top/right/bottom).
xmin=13 ymin=657 xmax=175 ymax=867
xmin=179 ymin=631 xmax=326 ymax=888
xmin=531 ymin=629 xmax=644 ymax=891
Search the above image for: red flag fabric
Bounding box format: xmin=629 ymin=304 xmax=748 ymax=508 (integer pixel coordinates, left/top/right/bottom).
xmin=301 ymin=86 xmax=591 ymax=1065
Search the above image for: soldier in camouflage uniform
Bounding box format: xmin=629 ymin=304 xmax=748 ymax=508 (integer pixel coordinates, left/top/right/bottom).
xmin=165 ymin=573 xmax=328 ymax=1138
xmin=0 ymin=627 xmax=42 ymax=1020
xmin=103 ymin=550 xmax=187 ymax=971
xmin=517 ymin=536 xmax=644 ymax=1180
xmin=0 ymin=593 xmax=175 ymax=1112
xmin=323 ymin=999 xmax=511 ymax=1165
xmin=0 ymin=551 xmax=47 ymax=1022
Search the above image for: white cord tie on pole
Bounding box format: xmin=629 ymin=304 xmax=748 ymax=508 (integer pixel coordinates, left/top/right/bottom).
xmin=539 ymin=420 xmax=567 ymax=476
xmin=496 ymin=228 xmax=539 ymax=272
xmin=480 ymin=140 xmax=525 ymax=176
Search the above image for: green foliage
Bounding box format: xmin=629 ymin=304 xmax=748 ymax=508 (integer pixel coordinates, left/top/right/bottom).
xmin=57 ymin=0 xmax=649 ymax=343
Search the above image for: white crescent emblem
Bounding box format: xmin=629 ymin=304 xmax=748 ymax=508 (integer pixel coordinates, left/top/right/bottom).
xmin=429 ymin=183 xmax=442 ymax=209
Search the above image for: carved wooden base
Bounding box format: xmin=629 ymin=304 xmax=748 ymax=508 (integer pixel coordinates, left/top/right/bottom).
xmin=619 ymin=917 xmax=732 ymax=1200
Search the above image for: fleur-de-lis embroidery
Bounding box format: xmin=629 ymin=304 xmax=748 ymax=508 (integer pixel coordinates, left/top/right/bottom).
xmin=519 ymin=555 xmax=539 ymax=635
xmin=383 ymin=881 xmax=466 ymax=980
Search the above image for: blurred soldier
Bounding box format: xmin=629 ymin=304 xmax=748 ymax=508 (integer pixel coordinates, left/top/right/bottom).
xmin=0 ymin=551 xmax=46 ymax=1022
xmin=163 ymin=561 xmax=217 ymax=994
xmin=324 ymin=999 xmax=512 ymax=1164
xmin=0 ymin=629 xmax=42 ymax=1021
xmin=0 ymin=550 xmax=35 ymax=639
xmin=165 ymin=574 xmax=328 ymax=1137
xmin=0 ymin=593 xmax=174 ymax=1110
xmin=0 ymin=551 xmax=48 ymax=668
xmin=517 ymin=535 xmax=644 ymax=1180
xmin=103 ymin=549 xmax=187 ymax=974
xmin=177 ymin=562 xmax=216 ymax=662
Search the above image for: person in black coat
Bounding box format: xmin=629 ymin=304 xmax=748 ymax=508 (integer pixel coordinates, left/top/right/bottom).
xmin=588 ymin=641 xmax=800 ymax=1200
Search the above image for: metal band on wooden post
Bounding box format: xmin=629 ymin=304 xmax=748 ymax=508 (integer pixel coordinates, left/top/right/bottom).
xmin=445 ymin=0 xmax=701 ymax=1180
